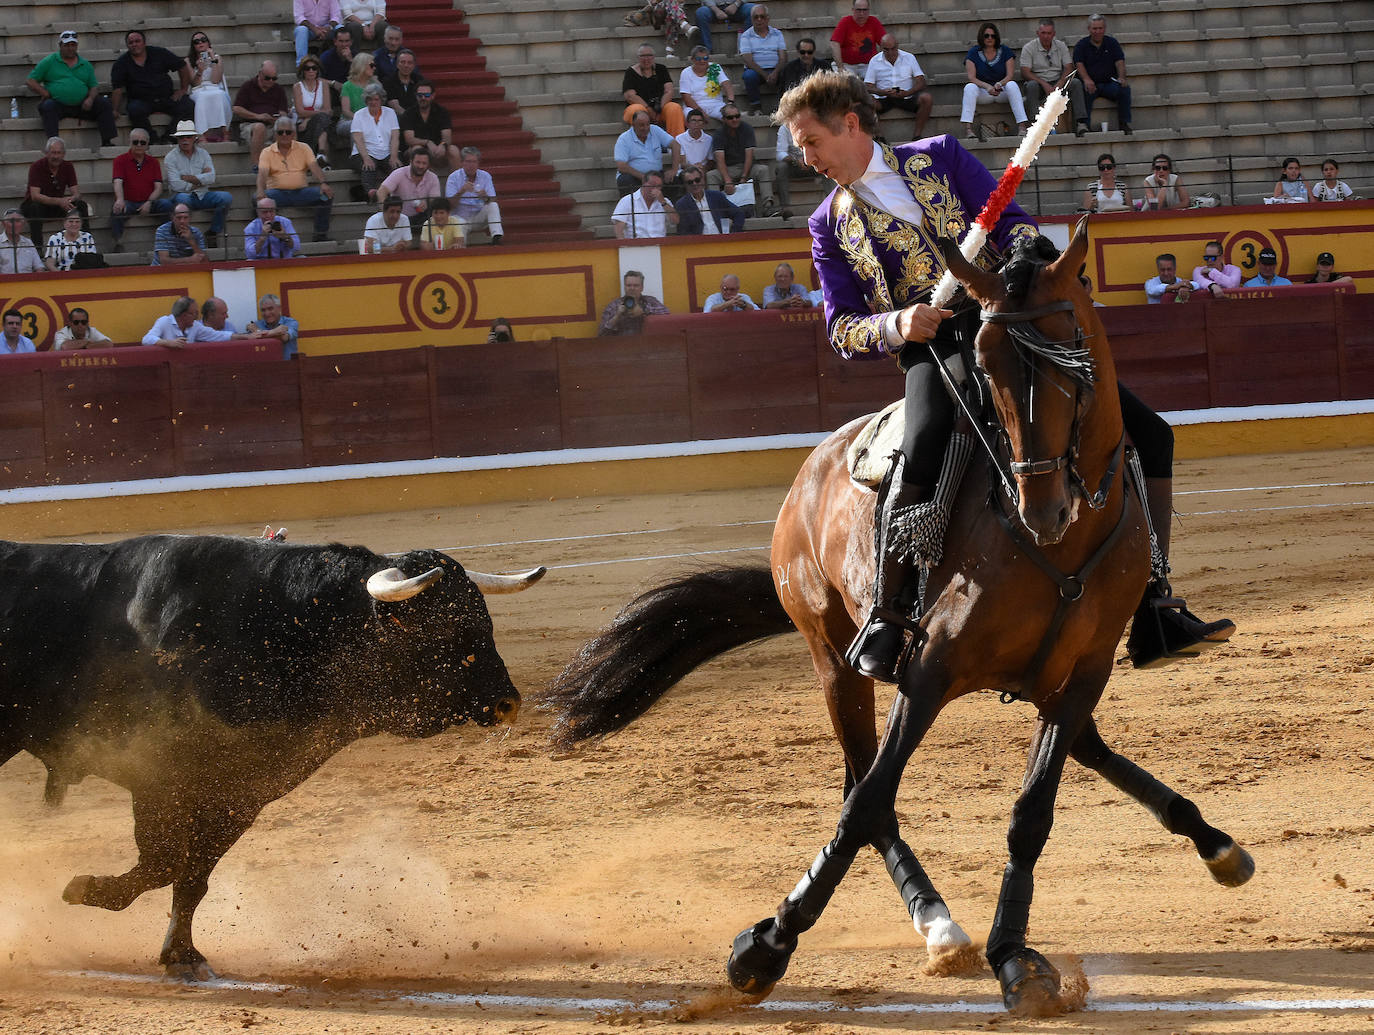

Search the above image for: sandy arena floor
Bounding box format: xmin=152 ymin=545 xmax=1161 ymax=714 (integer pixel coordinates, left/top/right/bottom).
xmin=1 ymin=445 xmax=1372 ymax=1034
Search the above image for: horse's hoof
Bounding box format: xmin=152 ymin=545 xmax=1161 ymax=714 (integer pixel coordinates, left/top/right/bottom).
xmin=917 ymin=913 xmax=972 ymax=952
xmin=1203 ymin=841 xmax=1255 ymax=887
xmin=163 ymin=960 xmax=217 ymax=982
xmin=62 ymin=874 xmax=92 ymax=905
xmin=996 ymin=948 xmax=1061 ymax=1017
xmin=725 ymin=919 xmax=794 ymax=995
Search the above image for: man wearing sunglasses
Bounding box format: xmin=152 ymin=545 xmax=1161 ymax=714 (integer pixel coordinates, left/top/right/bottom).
xmin=54 ymin=308 xmax=113 ymax=351
xmin=111 ymin=30 xmax=194 ymax=140
xmin=234 ymin=62 xmax=292 ymax=155
xmin=1190 ymin=240 xmax=1242 ymax=299
xmin=109 ymin=130 xmax=174 ymax=251
xmin=673 ymin=169 xmax=745 ymax=235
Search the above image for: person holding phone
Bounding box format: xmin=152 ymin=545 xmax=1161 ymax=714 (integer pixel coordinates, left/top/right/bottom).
xmin=244 ymin=197 xmax=302 ymax=259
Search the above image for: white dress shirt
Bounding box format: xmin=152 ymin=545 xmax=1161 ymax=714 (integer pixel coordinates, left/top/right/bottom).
xmin=864 ymin=50 xmax=924 ymax=93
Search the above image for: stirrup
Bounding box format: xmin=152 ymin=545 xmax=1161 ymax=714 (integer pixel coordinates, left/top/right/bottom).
xmin=845 ymin=595 xmax=924 ymax=682
xmin=1127 ymin=585 xmax=1235 ymax=669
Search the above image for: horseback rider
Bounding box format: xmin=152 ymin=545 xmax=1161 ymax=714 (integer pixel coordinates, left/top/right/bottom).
xmin=776 ymin=71 xmax=1233 ymax=681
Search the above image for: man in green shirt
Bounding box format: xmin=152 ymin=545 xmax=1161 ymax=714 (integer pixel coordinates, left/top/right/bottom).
xmin=26 ymin=31 xmax=117 ymax=146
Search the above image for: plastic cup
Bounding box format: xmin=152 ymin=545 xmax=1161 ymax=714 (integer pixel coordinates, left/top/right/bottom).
xmin=1100 ymin=121 xmax=1108 ymax=132
xmin=357 ymin=239 xmax=368 ymax=254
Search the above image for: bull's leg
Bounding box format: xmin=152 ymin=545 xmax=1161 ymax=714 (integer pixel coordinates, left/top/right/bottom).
xmin=160 ymin=808 xmax=260 ymax=980
xmin=63 ymin=794 xmax=178 ymax=911
xmin=727 ymin=685 xmax=943 ymax=995
xmin=1071 ymin=717 xmax=1254 ymax=886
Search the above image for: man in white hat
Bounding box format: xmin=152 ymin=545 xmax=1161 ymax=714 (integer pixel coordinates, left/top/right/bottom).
xmin=26 ymin=30 xmax=118 ymax=147
xmin=163 ymin=120 xmax=232 ymax=249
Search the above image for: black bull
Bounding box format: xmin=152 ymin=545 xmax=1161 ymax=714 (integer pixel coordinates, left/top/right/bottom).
xmin=0 ymin=534 xmax=541 ymax=978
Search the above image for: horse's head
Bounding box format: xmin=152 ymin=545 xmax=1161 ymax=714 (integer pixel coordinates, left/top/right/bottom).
xmin=942 ymin=218 xmax=1107 ymax=546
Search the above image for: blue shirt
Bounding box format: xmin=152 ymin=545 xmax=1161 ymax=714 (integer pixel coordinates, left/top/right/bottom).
xmin=965 ymin=44 xmax=1015 ymax=86
xmin=613 ymin=124 xmax=674 ymax=176
xmin=262 ymin=315 xmax=300 ymax=359
xmin=151 ymin=222 xmax=206 ymax=266
xmin=245 ymin=215 xmax=302 ymax=259
xmin=1243 ymin=273 xmax=1291 ymax=288
xmin=443 ymin=167 xmax=497 ymax=216
xmin=1072 ymin=34 xmax=1126 ymax=84
xmin=0 ymin=334 xmax=36 ymax=354
xmin=738 ymin=26 xmax=786 ymax=69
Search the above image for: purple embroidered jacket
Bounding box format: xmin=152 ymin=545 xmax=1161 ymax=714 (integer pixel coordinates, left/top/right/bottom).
xmin=809 ymin=135 xmax=1038 ymax=360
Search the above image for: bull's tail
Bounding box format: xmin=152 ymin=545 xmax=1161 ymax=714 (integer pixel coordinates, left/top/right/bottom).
xmin=546 ymin=565 xmax=794 ymax=749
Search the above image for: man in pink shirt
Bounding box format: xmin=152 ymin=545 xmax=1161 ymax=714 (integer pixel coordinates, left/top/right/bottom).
xmin=1192 ymin=240 xmax=1242 ymax=298
xmin=376 ymin=146 xmax=441 ymax=231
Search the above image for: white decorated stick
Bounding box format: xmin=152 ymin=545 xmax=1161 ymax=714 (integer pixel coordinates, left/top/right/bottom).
xmin=929 ymin=84 xmax=1071 ymax=310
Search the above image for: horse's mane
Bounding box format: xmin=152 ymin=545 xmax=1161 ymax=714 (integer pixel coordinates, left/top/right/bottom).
xmin=1002 ymin=235 xmax=1062 ymax=303
xmin=997 ymin=235 xmax=1096 ymax=388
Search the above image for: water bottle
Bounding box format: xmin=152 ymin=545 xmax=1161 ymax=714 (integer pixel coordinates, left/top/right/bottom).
xmin=9 ymin=98 xmax=18 ymax=119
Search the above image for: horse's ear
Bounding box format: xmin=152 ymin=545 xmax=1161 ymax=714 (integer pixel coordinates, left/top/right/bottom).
xmin=939 ymin=237 xmax=1003 ymax=303
xmin=1051 ymin=216 xmax=1091 ymax=281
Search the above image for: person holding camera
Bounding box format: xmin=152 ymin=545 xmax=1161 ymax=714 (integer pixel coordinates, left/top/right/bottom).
xmin=598 ymin=269 xmax=670 ymax=336
xmin=487 ymin=318 xmax=515 ymax=344
xmin=244 ymin=197 xmax=302 ymax=259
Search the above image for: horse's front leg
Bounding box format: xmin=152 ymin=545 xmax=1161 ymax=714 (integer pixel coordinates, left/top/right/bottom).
xmin=986 ymin=704 xmax=1093 ymax=1016
xmin=727 ymin=687 xmax=943 ymax=995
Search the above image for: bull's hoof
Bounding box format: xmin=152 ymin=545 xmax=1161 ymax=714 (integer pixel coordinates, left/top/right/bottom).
xmin=62 ymin=874 xmax=93 ymax=905
xmin=163 ymin=960 xmax=217 ymax=982
xmin=1203 ymin=841 xmax=1255 ymax=887
xmin=996 ymin=948 xmax=1061 ymax=1017
xmin=725 ymin=919 xmax=795 ymax=996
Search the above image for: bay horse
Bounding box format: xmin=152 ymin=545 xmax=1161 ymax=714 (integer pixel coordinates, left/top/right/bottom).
xmin=546 ymin=220 xmax=1253 ymax=1015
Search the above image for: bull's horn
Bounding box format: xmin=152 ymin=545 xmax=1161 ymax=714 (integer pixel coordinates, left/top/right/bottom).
xmin=366 ymin=566 xmax=444 ymax=601
xmin=466 ymin=566 xmax=547 ymax=595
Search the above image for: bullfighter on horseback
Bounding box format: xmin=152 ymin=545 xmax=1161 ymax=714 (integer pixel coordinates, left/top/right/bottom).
xmin=780 ymin=71 xmax=1233 ymax=682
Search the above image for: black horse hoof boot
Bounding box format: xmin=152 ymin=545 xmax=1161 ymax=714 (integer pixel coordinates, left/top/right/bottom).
xmin=996 ymin=948 xmax=1061 ymax=1016
xmin=725 ymin=918 xmax=795 ymax=995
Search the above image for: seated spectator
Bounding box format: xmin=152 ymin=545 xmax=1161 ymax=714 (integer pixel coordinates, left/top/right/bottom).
xmin=1192 ymin=240 xmax=1242 ymax=299
xmin=111 ymin=30 xmax=194 ymax=140
xmin=864 ymin=34 xmax=931 ymax=138
xmin=338 ymin=52 xmax=378 ymax=141
xmin=615 ymin=110 xmax=681 ymax=195
xmin=295 ymin=0 xmax=342 ymax=64
xmin=487 ymin=316 xmax=515 ymax=343
xmin=373 ymin=25 xmax=405 ymax=81
xmin=675 ymin=169 xmax=744 ymax=234
xmin=1144 ymin=253 xmax=1197 ymax=304
xmin=321 ymin=25 xmax=356 ymax=105
xmin=1312 ymin=159 xmax=1353 ymax=202
xmin=1142 ymin=153 xmax=1189 ymax=211
xmin=675 ymin=109 xmax=715 ymax=181
xmin=775 ymin=39 xmax=834 ymax=217
xmin=962 ymin=22 xmax=1027 ymax=139
xmin=1019 ymin=19 xmax=1071 ymax=121
xmin=186 ymin=31 xmax=231 ymax=141
xmin=622 ymin=0 xmax=695 ymax=59
xmin=1244 ymin=247 xmax=1291 ymax=288
xmin=623 ymin=46 xmax=686 ymax=138
xmin=152 ymin=203 xmax=208 ymax=266
xmin=1306 ymin=251 xmax=1354 ymax=285
xmin=419 ymin=197 xmax=465 ymax=250
xmin=1271 ymin=157 xmax=1309 ymax=202
xmin=244 ymin=197 xmax=302 ymax=259
xmin=294 ymin=57 xmax=335 ymax=166
xmin=704 ymin=273 xmax=759 ymax=312
xmin=350 ymin=83 xmax=401 ymax=203
xmin=708 ymin=104 xmax=774 ymax=212
xmin=444 ymin=147 xmax=504 ymax=245
xmin=22 ymin=136 xmax=90 ymax=246
xmin=141 ymin=296 xmax=218 ymax=348
xmin=110 ymin=131 xmax=174 ymax=251
xmin=830 ymin=0 xmax=884 ymax=77
xmin=599 ymin=269 xmax=669 ymax=336
xmin=612 ymin=171 xmax=677 ymax=239
xmin=44 ymin=210 xmax=99 ymax=272
xmin=363 ymin=195 xmax=412 ymax=252
xmin=383 ymin=49 xmax=427 ymax=116
xmin=27 ymin=30 xmax=117 ymax=147
xmin=695 ymin=0 xmax=752 ymax=57
xmin=54 ymin=307 xmax=113 ymax=349
xmin=340 ymin=0 xmax=387 ymax=55
xmin=234 ymin=62 xmax=292 ymax=158
xmin=1 ymin=310 xmax=37 ymax=355
xmin=256 ymin=116 xmax=335 ymax=242
xmin=762 ymin=261 xmax=813 ymax=309
xmin=738 ymin=6 xmax=786 ymax=115
xmin=165 ymin=121 xmax=232 ymax=248
xmin=0 ymin=211 xmax=46 ymax=274
xmin=378 ymin=146 xmax=441 ymax=231
xmin=1082 ymin=153 xmax=1129 ymax=212
xmin=201 ymin=296 xmax=258 ymax=338
xmin=402 ymin=83 xmax=461 ymax=171
xmin=1070 ymin=14 xmax=1131 ymax=136
xmin=246 ymin=293 xmax=301 ymax=359
xmin=679 ymin=47 xmax=734 ymax=123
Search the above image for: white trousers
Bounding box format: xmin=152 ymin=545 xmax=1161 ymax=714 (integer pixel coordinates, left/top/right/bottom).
xmin=457 ymin=202 xmax=504 ymax=242
xmin=960 ymin=81 xmax=1028 ymax=124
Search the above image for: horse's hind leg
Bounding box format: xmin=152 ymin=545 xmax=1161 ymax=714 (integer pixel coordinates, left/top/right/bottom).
xmin=1071 ymin=717 xmax=1254 ymax=886
xmin=727 ymin=686 xmax=944 ymax=995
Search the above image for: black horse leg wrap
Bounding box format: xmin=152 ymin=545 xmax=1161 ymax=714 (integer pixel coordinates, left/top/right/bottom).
xmin=779 ymin=840 xmax=857 ymax=935
xmin=986 ymin=865 xmax=1035 ymax=969
xmin=1097 ymin=752 xmax=1175 ymax=827
xmin=881 ymin=838 xmax=942 ymax=919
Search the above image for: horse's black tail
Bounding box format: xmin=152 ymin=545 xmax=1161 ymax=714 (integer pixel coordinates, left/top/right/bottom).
xmin=545 ymin=565 xmax=795 ymax=749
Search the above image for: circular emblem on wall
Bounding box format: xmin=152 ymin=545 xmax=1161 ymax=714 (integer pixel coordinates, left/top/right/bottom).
xmin=1224 ymin=232 xmax=1280 ymax=277
xmin=410 ymin=273 xmax=467 ymax=331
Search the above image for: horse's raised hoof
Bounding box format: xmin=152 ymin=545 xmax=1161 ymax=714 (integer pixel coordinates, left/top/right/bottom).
xmin=61 ymin=874 xmax=92 ymax=905
xmin=996 ymin=948 xmax=1061 ymax=1017
xmin=1202 ymin=841 xmax=1255 ymax=887
xmin=725 ymin=919 xmax=795 ymax=996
